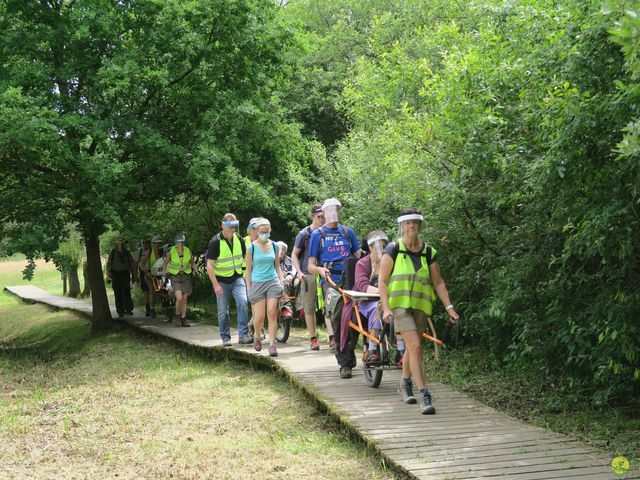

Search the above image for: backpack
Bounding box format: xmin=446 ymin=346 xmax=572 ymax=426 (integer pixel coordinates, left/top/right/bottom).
xmin=249 ymin=242 xmax=279 ymax=258
xmin=391 ymin=241 xmax=433 ymax=265
xmin=318 ymin=224 xmax=353 ymax=254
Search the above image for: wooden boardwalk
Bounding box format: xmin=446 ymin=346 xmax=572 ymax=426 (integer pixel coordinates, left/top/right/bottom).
xmin=5 ymin=285 xmax=637 ymax=480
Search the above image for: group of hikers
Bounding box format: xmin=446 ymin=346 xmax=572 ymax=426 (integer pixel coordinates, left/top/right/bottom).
xmin=105 ymin=198 xmax=459 ymax=415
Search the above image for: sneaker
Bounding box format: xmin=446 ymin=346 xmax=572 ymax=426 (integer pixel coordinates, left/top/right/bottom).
xmin=339 ymin=367 xmax=352 ymax=379
xmin=310 ymin=338 xmax=319 ymax=351
xmin=329 ymin=338 xmax=336 ymax=352
xmin=222 ymin=340 xmax=233 ymax=348
xmin=420 ymin=389 xmax=436 ymax=415
xmin=239 ymin=335 xmax=253 ymax=345
xmin=254 ymin=338 xmax=262 ymax=352
xmin=398 ymin=379 xmax=417 ymax=405
xmin=366 ymin=352 xmax=380 ymax=366
xmin=268 ymin=345 xmax=278 ymax=357
xmin=126 ymin=311 xmax=134 ymax=316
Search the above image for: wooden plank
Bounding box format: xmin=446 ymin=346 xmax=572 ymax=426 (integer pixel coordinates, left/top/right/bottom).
xmin=5 ymin=284 xmax=627 ymax=480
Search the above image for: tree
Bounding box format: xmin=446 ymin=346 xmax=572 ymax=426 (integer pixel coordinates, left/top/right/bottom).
xmin=0 ymin=0 xmax=306 ymax=332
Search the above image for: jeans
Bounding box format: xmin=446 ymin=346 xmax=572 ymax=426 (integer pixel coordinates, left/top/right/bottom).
xmin=216 ymin=277 xmax=249 ymax=341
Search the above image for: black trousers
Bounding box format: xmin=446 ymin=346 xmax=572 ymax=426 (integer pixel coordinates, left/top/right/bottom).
xmin=326 ymin=289 xmax=358 ymax=368
xmin=112 ymin=270 xmax=133 ymax=314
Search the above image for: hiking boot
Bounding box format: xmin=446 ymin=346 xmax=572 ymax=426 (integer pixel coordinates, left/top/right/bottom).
xmin=420 ymin=389 xmax=436 ymax=415
xmin=254 ymin=338 xmax=262 ymax=352
xmin=222 ymin=340 xmax=233 ymax=348
xmin=173 ymin=316 xmax=181 ymax=327
xmin=339 ymin=367 xmax=352 ymax=379
xmin=181 ymin=316 xmax=190 ymax=327
xmin=398 ymin=379 xmax=417 ymax=405
xmin=268 ymin=345 xmax=278 ymax=357
xmin=310 ymin=338 xmax=319 ymax=351
xmin=150 ymin=309 xmax=156 ymax=319
xmin=239 ymin=335 xmax=253 ymax=345
xmin=329 ymin=338 xmax=336 ymax=352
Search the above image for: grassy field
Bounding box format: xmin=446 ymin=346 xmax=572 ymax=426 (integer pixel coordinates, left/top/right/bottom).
xmin=0 ymin=262 xmax=405 ymax=480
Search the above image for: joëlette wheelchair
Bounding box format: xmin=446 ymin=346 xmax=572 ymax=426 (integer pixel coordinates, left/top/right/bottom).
xmin=325 ymin=257 xmax=448 ymax=388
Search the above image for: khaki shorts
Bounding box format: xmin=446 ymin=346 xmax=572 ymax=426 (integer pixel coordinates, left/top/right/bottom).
xmin=301 ymin=274 xmax=317 ymax=314
xmin=169 ymin=273 xmax=193 ymax=295
xmin=392 ymin=308 xmax=428 ymax=335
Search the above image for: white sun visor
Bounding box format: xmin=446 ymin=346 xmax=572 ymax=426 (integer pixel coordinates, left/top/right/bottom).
xmin=397 ymin=214 xmax=424 ymax=223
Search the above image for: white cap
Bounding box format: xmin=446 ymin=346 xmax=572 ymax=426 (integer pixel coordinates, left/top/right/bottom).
xmin=254 ymin=218 xmax=271 ymax=228
xmin=322 ymin=198 xmax=342 ymax=210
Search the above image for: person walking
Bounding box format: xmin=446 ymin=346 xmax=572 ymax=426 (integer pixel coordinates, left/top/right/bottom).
xmin=308 ymin=198 xmax=361 ymax=379
xmin=206 ymin=213 xmax=252 ymax=347
xmin=379 ymin=207 xmax=460 ymax=415
xmin=245 ymin=218 xmax=284 ymax=356
xmin=140 ymin=235 xmax=164 ymax=318
xmin=162 ymin=233 xmax=197 ymax=327
xmin=133 ymin=239 xmax=151 ymax=313
xmin=291 ymin=203 xmax=325 ymax=350
xmin=106 ymin=238 xmax=136 ymax=318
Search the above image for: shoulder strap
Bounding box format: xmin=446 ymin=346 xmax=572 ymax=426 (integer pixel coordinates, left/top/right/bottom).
xmin=393 ymin=241 xmax=432 ymax=263
xmin=250 ymin=243 xmax=255 ymax=256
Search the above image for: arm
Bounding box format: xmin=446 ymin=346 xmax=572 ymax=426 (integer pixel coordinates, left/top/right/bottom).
xmin=106 ymin=251 xmax=113 ymax=278
xmin=206 ymin=258 xmax=223 ymax=296
xmin=162 ymin=252 xmax=169 ymax=275
xmin=245 ymin=246 xmax=253 ymax=291
xmin=291 ymin=246 xmax=305 ymax=281
xmin=354 ymin=257 xmax=378 ymax=293
xmin=378 ymin=253 xmax=394 ymax=322
xmin=274 ymin=246 xmax=283 ymax=282
xmin=308 ymin=256 xmax=329 ymax=278
xmin=429 ymin=261 xmax=459 ymax=324
xmin=139 ymin=250 xmax=150 ymax=273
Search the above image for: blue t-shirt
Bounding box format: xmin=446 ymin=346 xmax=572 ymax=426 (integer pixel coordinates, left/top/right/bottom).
xmin=293 ymin=225 xmax=318 ymax=275
xmin=250 ymin=242 xmax=278 ymax=283
xmin=308 ymin=224 xmax=360 ymax=283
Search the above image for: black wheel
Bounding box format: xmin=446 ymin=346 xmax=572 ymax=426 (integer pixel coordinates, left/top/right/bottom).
xmin=276 ymin=316 xmax=290 ymax=343
xmin=363 ymin=365 xmax=383 ymax=388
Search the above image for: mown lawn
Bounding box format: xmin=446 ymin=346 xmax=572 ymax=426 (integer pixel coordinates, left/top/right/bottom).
xmin=0 ymin=263 xmax=404 ymax=479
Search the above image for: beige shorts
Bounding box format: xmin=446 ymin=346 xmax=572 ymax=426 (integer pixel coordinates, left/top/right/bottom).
xmin=392 ymin=308 xmax=428 ymax=335
xmin=169 ymin=273 xmax=193 ymax=295
xmin=301 ymin=274 xmax=317 ymax=314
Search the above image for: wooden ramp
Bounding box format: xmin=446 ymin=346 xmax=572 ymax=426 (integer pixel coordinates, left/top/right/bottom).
xmin=4 ymin=285 xmax=637 ymax=480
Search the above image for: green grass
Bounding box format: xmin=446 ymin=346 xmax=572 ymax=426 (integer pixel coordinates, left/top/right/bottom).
xmin=0 ymin=293 xmax=405 ymax=479
xmin=423 ymin=345 xmax=640 ymax=472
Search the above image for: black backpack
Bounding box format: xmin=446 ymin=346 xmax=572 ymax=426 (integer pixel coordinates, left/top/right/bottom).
xmin=391 ymin=241 xmax=433 ymax=265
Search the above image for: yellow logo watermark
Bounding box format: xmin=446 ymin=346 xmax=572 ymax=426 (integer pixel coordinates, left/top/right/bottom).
xmin=611 ymin=456 xmax=629 ymax=476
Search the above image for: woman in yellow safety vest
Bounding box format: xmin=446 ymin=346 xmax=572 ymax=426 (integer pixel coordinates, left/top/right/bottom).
xmin=163 ymin=233 xmax=198 ymax=327
xmin=379 ymin=207 xmax=459 ymax=416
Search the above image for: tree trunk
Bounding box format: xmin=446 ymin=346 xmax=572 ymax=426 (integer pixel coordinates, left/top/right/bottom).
xmin=80 ymin=262 xmax=91 ymax=298
xmin=85 ymin=232 xmax=112 ymax=333
xmin=67 ymin=266 xmax=81 ymax=298
xmin=62 ymin=272 xmax=67 ymax=296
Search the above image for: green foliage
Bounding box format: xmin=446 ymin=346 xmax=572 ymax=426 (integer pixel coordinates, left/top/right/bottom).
xmin=293 ymin=0 xmax=640 ymax=403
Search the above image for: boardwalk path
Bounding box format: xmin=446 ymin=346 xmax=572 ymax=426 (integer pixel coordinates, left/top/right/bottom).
xmin=5 ymin=285 xmax=636 ymax=480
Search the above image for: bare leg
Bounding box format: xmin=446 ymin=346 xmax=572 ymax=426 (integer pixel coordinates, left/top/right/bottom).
xmin=266 ymin=297 xmax=280 ymax=345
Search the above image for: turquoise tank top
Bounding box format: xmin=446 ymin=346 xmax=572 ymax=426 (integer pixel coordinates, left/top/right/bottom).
xmin=250 ymin=242 xmax=278 ymax=283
